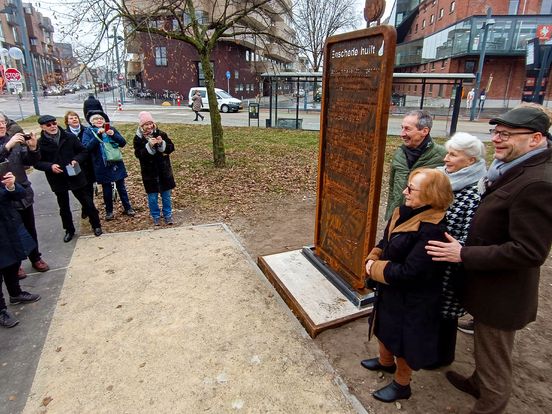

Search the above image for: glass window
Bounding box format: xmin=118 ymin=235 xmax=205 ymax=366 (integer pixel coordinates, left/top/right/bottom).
xmin=430 ymin=15 xmax=435 ymax=24
xmin=450 ymin=1 xmax=455 ymax=13
xmin=197 ymin=61 xmax=215 ymax=86
xmin=508 ymin=0 xmax=519 ymax=14
xmin=234 ymin=70 xmax=239 ymax=79
xmin=154 ymin=47 xmax=167 ymax=66
xmin=172 ymin=19 xmax=179 ymax=31
xmin=541 ymin=0 xmax=552 ymax=14
xmin=245 ymin=50 xmax=249 ymax=61
xmin=439 ymin=8 xmax=444 ymax=19
xmin=422 ymin=19 xmax=426 ymax=29
xmin=0 ymin=23 xmax=4 ymax=42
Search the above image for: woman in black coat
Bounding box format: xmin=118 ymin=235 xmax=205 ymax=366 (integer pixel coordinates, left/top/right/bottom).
xmin=361 ymin=168 xmax=453 ymax=403
xmin=0 ymin=172 xmax=41 ymax=328
xmin=133 ymin=112 xmax=176 ymax=226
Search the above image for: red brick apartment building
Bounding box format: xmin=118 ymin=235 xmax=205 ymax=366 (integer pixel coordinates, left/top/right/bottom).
xmin=389 ymin=0 xmax=552 ymax=107
xmin=125 ymin=0 xmax=299 ymax=100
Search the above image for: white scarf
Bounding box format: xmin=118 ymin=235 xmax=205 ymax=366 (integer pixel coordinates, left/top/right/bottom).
xmin=438 ymin=159 xmax=487 ymax=192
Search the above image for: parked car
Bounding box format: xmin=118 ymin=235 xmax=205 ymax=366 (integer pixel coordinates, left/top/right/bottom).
xmin=292 ymin=88 xmax=305 ymax=98
xmin=96 ymin=82 xmax=112 ymax=92
xmin=187 ymin=87 xmax=243 ymax=113
xmin=313 ymin=90 xmax=322 ymax=103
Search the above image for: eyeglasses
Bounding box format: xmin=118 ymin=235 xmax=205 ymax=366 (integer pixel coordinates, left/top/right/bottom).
xmin=44 ymin=121 xmax=57 ymax=127
xmin=489 ymin=128 xmax=534 ymax=141
xmin=405 ymin=184 xmax=420 ymax=194
xmin=0 ymin=121 xmax=7 ymax=125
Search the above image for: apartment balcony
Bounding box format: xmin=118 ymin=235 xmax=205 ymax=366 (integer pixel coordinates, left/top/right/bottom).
xmin=251 ymin=60 xmax=274 ymax=74
xmin=264 ymin=42 xmax=294 ymax=63
xmin=126 ymin=53 xmax=144 ymax=76
xmin=234 ymin=34 xmax=258 ymax=50
xmin=6 ymin=14 xmax=18 ymax=26
xmin=270 ymin=21 xmax=295 ymax=41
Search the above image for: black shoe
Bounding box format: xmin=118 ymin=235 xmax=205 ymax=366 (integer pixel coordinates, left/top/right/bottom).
xmin=361 ymin=358 xmax=396 ymax=373
xmin=105 ymin=212 xmax=114 ymax=221
xmin=458 ymin=318 xmax=474 ymax=334
xmin=446 ymin=371 xmax=480 ymax=399
xmin=63 ymin=231 xmax=75 ymax=243
xmin=373 ymin=381 xmax=412 ymax=403
xmin=10 ymin=291 xmax=41 ymax=305
xmin=0 ymin=309 xmax=19 ymax=328
xmin=123 ymin=208 xmax=136 ymax=217
xmin=93 ymin=227 xmax=103 ymax=237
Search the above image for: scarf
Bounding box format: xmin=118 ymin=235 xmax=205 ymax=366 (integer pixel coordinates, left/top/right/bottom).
xmin=44 ymin=130 xmax=61 ymax=145
xmin=402 ymin=135 xmax=432 ymax=169
xmin=69 ymin=125 xmax=81 ymax=136
xmin=486 ymin=146 xmax=549 ymax=185
xmin=437 ymin=159 xmax=487 ymax=191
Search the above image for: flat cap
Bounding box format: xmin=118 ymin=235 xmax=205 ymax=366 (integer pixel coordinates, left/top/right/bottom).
xmin=490 ymin=107 xmax=551 ymax=134
xmin=37 ymin=114 xmax=57 ymax=125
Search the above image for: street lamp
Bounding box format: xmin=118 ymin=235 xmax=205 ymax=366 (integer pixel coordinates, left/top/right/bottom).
xmin=470 ymin=8 xmax=495 ymax=121
xmin=108 ymin=26 xmax=125 ymax=104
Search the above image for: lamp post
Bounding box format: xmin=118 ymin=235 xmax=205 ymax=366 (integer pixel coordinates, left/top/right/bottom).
xmin=109 ymin=26 xmax=125 ymax=104
xmin=470 ymin=8 xmax=494 ymax=121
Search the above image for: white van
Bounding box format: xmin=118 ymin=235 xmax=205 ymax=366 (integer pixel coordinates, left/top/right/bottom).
xmin=188 ymin=87 xmax=243 ymax=113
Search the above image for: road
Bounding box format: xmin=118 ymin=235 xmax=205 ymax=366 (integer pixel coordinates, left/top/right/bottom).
xmin=0 ymin=89 xmax=494 ymax=140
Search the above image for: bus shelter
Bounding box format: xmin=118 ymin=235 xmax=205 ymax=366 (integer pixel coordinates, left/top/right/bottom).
xmin=261 ymin=72 xmax=476 ymax=135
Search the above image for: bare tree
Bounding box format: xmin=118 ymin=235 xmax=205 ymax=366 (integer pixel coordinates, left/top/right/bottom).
xmin=293 ymin=0 xmax=360 ymax=72
xmin=55 ymin=0 xmax=296 ymax=168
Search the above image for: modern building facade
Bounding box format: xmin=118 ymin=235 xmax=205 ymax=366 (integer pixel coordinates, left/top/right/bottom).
xmin=125 ymin=0 xmax=299 ymax=100
xmin=388 ymin=0 xmax=552 ymax=107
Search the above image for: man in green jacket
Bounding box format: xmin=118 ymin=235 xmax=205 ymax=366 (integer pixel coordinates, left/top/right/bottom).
xmin=385 ymin=110 xmax=446 ymax=219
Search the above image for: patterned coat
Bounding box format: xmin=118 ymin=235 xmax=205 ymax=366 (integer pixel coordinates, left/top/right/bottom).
xmin=441 ymin=183 xmax=481 ymax=318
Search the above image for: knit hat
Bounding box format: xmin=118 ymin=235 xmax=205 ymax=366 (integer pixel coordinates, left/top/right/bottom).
xmin=138 ymin=111 xmax=154 ymax=126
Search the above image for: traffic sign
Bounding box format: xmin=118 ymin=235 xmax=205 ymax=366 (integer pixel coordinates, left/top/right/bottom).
xmin=226 ymin=70 xmax=231 ymax=80
xmin=4 ymin=68 xmax=21 ymax=82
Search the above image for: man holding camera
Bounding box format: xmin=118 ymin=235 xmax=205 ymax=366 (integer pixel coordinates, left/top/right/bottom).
xmin=0 ymin=112 xmax=49 ymax=277
xmin=34 ymin=115 xmax=102 ymax=242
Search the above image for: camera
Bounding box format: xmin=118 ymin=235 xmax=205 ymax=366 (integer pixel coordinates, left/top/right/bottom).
xmin=22 ymin=133 xmax=32 ymax=140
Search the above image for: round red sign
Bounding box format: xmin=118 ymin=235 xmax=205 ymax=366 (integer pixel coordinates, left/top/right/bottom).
xmin=4 ymin=68 xmax=21 ymax=82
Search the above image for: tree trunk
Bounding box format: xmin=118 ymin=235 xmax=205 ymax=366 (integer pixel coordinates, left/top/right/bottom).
xmin=200 ymin=53 xmax=226 ymax=168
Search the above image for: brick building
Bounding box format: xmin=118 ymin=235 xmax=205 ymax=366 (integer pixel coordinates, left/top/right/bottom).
xmin=389 ymin=0 xmax=552 ymax=107
xmin=0 ymin=1 xmax=62 ymax=91
xmin=125 ymin=0 xmax=299 ymax=100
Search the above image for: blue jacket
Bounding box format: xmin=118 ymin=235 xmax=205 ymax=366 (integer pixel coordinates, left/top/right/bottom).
xmin=82 ymin=126 xmax=128 ymax=184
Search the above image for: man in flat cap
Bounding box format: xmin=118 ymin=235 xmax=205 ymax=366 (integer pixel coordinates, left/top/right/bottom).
xmin=34 ymin=115 xmax=102 ymax=242
xmin=426 ymin=104 xmax=552 ymax=413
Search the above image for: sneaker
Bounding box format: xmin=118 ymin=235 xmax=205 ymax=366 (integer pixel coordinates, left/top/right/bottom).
xmin=17 ymin=266 xmax=27 ymax=279
xmin=124 ymin=208 xmax=136 ymax=217
xmin=10 ymin=291 xmax=41 ymax=305
xmin=164 ymin=216 xmax=174 ymax=225
xmin=0 ymin=309 xmax=19 ymax=328
xmin=32 ymin=259 xmax=50 ymax=272
xmin=105 ymin=212 xmax=114 ymax=221
xmin=458 ymin=318 xmax=474 ymax=335
xmin=153 ymin=218 xmax=160 ymax=226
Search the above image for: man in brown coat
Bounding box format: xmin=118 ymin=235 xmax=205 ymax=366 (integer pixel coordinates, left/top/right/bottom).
xmin=426 ymin=105 xmax=552 ymax=413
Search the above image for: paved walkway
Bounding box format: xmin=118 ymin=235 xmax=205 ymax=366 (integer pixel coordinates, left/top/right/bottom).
xmin=0 ymin=170 xmax=365 ymax=414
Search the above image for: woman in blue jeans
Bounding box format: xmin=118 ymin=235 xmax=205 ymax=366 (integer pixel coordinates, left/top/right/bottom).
xmin=133 ymin=112 xmax=176 ymax=225
xmin=82 ymin=112 xmax=135 ymax=220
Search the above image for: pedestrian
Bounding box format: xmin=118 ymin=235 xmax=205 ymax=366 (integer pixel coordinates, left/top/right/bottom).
xmin=83 ymin=93 xmax=104 ymax=121
xmin=385 ymin=110 xmax=447 ymax=219
xmin=0 ymin=112 xmax=50 ymax=278
xmin=362 ymin=168 xmax=453 ymax=403
xmin=64 ymin=111 xmax=96 ymax=219
xmin=478 ymin=89 xmax=486 ymax=111
xmin=434 ymin=132 xmax=487 ymax=367
xmin=33 ymin=115 xmax=102 ymax=242
xmin=0 ymin=171 xmax=41 ymax=328
xmin=426 ymin=105 xmax=552 ymax=413
xmin=466 ymin=88 xmax=475 ymax=109
xmin=82 ymin=112 xmax=135 ymax=220
xmin=133 ymin=112 xmax=176 ymax=226
xmin=191 ymin=90 xmax=204 ymax=121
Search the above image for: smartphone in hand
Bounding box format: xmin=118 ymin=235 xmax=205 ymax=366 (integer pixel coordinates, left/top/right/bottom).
xmin=104 ymin=122 xmax=110 ymax=132
xmin=0 ymin=160 xmax=10 ymax=178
